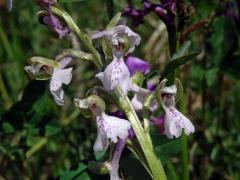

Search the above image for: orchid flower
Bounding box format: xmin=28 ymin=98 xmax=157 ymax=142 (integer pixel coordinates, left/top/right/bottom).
xmin=160 ymin=79 xmax=195 ymax=138
xmin=94 ymin=25 xmax=145 ymax=95
xmin=25 ymin=56 xmax=73 ymax=105
xmin=92 ymin=25 xmax=141 ymax=57
xmin=96 ymin=55 xmax=131 ymax=95
xmin=74 ymin=95 xmax=131 ymax=152
xmin=50 ymin=57 xmax=73 ymax=105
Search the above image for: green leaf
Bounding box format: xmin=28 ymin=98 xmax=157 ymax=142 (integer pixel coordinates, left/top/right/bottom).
xmin=45 ymin=124 xmax=61 ymax=137
xmin=121 ymin=156 xmax=152 ymax=180
xmin=2 ymin=122 xmax=15 ymax=133
xmin=208 ymin=16 xmax=238 ymax=65
xmin=162 ymin=52 xmax=199 ymax=78
xmin=60 ymin=163 xmax=88 ymax=180
xmin=205 ymin=68 xmax=218 ymax=87
xmin=152 ymin=135 xmax=182 ymax=164
xmin=131 ymin=71 xmax=145 ymax=86
xmin=27 ymin=135 xmax=42 ymax=147
xmin=172 ymin=41 xmax=191 ymax=59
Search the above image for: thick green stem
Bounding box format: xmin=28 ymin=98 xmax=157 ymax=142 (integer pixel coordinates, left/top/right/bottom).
xmin=26 ymin=138 xmax=48 ymax=158
xmin=181 ymin=131 xmax=189 ymax=180
xmin=179 ymin=93 xmax=190 ymax=180
xmin=113 ymin=87 xmax=167 ymax=180
xmin=50 ymin=6 xmax=103 ymax=69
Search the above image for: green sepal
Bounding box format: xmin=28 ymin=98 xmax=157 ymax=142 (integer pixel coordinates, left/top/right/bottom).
xmin=74 ymin=95 xmax=106 ymax=112
xmin=30 ymin=57 xmax=59 ymax=68
xmin=55 ymin=49 xmax=93 ymax=61
xmin=88 ymin=161 xmax=109 ymax=175
xmin=106 ymin=12 xmax=121 ymax=30
xmin=131 ymin=71 xmax=145 ymax=86
xmin=102 ymin=38 xmax=113 ymax=59
xmin=175 ymin=78 xmax=184 ymax=103
xmin=87 ymin=95 xmax=106 ymax=111
xmin=34 ymin=74 xmax=52 ymax=81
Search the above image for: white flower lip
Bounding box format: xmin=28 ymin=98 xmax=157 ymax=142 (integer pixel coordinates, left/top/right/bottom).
xmin=50 ymin=57 xmax=73 ymax=106
xmin=94 ymin=112 xmax=131 ymax=152
xmin=95 ymin=56 xmax=131 ymax=95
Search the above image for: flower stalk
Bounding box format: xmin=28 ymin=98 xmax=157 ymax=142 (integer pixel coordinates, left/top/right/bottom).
xmin=50 ymin=6 xmax=103 ymax=69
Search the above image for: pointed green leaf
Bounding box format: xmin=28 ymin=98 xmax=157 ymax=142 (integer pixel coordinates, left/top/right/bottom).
xmin=60 ymin=163 xmax=88 ymax=180
xmin=172 ymin=41 xmax=191 ymax=59
xmin=162 ymin=52 xmax=200 ymax=78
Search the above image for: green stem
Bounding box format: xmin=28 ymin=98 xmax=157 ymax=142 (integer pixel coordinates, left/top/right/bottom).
xmin=181 ymin=131 xmax=189 ymax=180
xmin=113 ymin=87 xmax=167 ymax=180
xmin=50 ymin=6 xmax=103 ymax=69
xmin=143 ymin=93 xmax=155 ymax=150
xmin=0 ymin=22 xmax=14 ymax=59
xmin=0 ymin=73 xmax=12 ymax=109
xmin=26 ymin=138 xmax=48 ymax=158
xmin=179 ymin=95 xmax=190 ymax=180
xmin=55 ymin=49 xmax=93 ymax=61
xmin=166 ymin=159 xmax=180 ymax=180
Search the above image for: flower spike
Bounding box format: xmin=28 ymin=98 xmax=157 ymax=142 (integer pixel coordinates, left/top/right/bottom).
xmin=24 ymin=56 xmax=73 ymax=105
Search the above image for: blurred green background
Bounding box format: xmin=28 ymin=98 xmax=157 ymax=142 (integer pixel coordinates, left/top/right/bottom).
xmin=0 ymin=0 xmax=240 ymax=179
